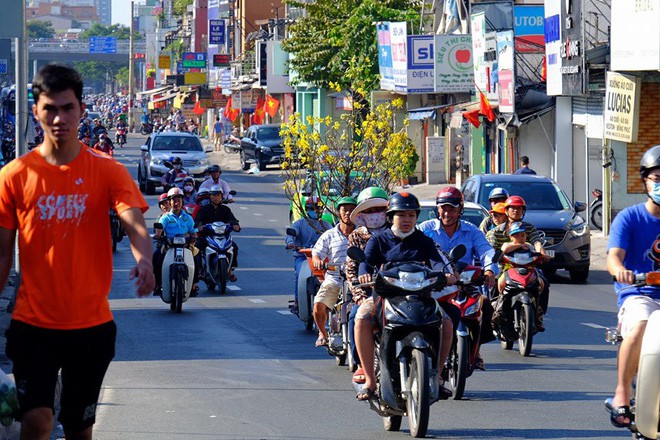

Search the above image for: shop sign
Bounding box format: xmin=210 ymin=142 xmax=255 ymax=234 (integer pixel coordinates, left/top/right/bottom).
xmin=610 ymin=0 xmax=660 ymax=71
xmin=376 ymin=22 xmax=394 ymax=91
xmin=496 ymin=31 xmax=515 ymax=113
xmin=603 ymin=71 xmax=641 ymax=143
xmin=182 ymin=52 xmax=207 ymax=68
xmin=158 ymin=55 xmax=171 ymax=69
xmin=544 ymin=0 xmax=584 ymax=96
xmin=434 ymin=34 xmax=473 ymax=93
xmin=471 ymin=11 xmax=487 ymax=96
xmin=514 ymin=5 xmax=545 ymax=53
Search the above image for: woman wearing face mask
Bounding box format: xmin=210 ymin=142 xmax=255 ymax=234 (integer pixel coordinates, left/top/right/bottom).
xmin=160 ymin=157 xmax=184 ymax=192
xmin=344 ymin=187 xmax=389 ymax=384
xmin=181 ymin=176 xmax=197 ymax=205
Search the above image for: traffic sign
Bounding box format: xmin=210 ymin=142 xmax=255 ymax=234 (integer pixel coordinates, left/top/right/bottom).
xmin=89 ymin=36 xmax=117 ymax=54
xmin=209 ymin=19 xmax=226 ymax=45
xmin=182 ymin=52 xmax=207 ymax=68
xmin=0 ymin=59 xmax=7 ymax=75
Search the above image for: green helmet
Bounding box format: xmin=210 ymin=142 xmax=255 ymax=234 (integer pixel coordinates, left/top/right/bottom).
xmin=356 ymin=187 xmax=388 ymax=205
xmin=335 ymin=196 xmax=358 ymax=210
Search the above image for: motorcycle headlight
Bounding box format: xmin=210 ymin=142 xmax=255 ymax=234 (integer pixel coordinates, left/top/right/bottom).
xmin=570 ymin=222 xmax=589 ymax=237
xmin=172 ymin=236 xmax=186 ymax=245
xmin=384 ymin=271 xmax=434 ymax=291
xmin=212 ymin=224 xmax=225 ymax=234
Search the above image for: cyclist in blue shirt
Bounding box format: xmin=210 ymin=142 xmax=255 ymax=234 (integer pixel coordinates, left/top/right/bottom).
xmin=606 ymin=145 xmax=660 ymax=428
xmin=418 ymin=186 xmax=497 ymax=370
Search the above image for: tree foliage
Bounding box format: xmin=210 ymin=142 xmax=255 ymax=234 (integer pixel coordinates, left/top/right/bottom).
xmin=173 ymin=0 xmax=194 ymax=16
xmin=282 ymin=0 xmax=420 ymax=94
xmin=79 ymin=23 xmax=143 ymax=41
xmin=27 ymin=20 xmax=55 ymax=39
xmin=280 ymin=98 xmax=418 ymax=219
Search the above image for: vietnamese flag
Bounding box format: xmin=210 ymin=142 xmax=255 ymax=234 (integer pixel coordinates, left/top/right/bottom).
xmin=223 ymin=96 xmax=233 ymax=119
xmin=463 ymin=109 xmax=481 ymax=128
xmin=223 ymin=96 xmax=240 ymax=122
xmin=264 ymin=94 xmax=280 ymax=117
xmin=479 ymin=91 xmax=495 ymax=122
xmin=253 ymin=96 xmax=266 ymax=124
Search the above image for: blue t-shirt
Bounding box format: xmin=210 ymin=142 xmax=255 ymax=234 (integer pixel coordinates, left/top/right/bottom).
xmin=607 ymin=203 xmax=660 ymax=308
xmin=160 ymin=210 xmax=196 ymax=237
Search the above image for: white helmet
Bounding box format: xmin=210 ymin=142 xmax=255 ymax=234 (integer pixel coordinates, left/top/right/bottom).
xmin=167 ymin=187 xmax=184 ymax=199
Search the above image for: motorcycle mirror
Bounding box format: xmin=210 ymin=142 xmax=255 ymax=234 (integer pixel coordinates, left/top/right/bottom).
xmin=448 ymin=244 xmax=467 ymax=262
xmin=285 ymin=227 xmax=297 ymax=237
xmin=347 ymin=246 xmax=366 ymax=263
xmin=229 ymin=190 xmax=237 ymax=196
xmin=153 ymin=222 xmax=163 ymax=230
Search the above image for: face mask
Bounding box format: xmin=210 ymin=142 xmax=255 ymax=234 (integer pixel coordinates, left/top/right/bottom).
xmin=307 ymin=210 xmax=318 ymax=219
xmin=651 ymin=182 xmax=660 ymax=204
xmin=356 ymin=212 xmax=387 ymax=230
xmin=184 ymin=185 xmax=194 ymax=192
xmin=391 ymin=225 xmax=415 ymax=239
xmin=173 ymin=164 xmax=181 ymax=170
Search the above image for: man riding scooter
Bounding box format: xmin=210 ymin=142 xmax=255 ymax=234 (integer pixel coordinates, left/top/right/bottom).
xmin=285 ymin=196 xmax=331 ymax=314
xmin=161 ymin=157 xmax=184 ymax=192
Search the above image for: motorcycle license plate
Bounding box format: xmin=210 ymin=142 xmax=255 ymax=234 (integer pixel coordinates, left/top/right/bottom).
xmin=545 ymin=249 xmax=555 ymax=257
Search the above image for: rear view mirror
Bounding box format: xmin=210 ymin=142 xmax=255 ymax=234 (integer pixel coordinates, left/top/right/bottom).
xmin=229 ymin=190 xmax=237 ymax=196
xmin=140 ymin=145 xmax=148 ymax=152
xmin=448 ymin=244 xmax=467 ymax=262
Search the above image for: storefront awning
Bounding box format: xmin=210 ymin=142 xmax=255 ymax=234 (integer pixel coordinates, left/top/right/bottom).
xmin=151 ymin=92 xmax=176 ymax=104
xmin=137 ymin=85 xmax=173 ymax=97
xmin=407 ymin=102 xmax=469 ymax=121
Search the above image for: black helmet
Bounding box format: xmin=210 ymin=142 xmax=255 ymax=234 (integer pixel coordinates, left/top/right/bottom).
xmin=640 ymin=145 xmax=660 ymax=179
xmin=172 ymin=156 xmax=183 ymax=165
xmin=207 ymin=164 xmax=221 ymax=174
xmin=386 ymin=192 xmax=421 ymax=216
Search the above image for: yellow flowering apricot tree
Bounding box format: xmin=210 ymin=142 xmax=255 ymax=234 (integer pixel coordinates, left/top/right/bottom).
xmin=281 ymin=97 xmax=419 ymax=220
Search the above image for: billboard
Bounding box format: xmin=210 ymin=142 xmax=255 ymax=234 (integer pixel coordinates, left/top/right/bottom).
xmin=406 ymin=35 xmax=435 ymax=93
xmin=471 ymin=12 xmax=487 ymax=96
xmin=544 ymin=0 xmax=585 ymax=96
xmin=376 ymin=22 xmax=394 ymax=91
xmin=610 ymin=0 xmax=660 ymax=71
xmin=603 ymin=71 xmax=641 ymax=143
xmin=497 ymin=31 xmax=515 ymax=114
xmin=434 ymin=34 xmax=474 ymax=93
xmin=390 ymin=22 xmax=408 ymax=92
xmin=514 ymin=5 xmax=545 ymax=53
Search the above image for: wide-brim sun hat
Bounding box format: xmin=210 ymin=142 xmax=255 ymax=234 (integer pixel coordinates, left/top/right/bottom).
xmin=349 ymin=197 xmax=388 ymax=224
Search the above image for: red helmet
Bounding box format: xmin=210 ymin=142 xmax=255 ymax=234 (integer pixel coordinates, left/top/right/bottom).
xmin=158 ymin=193 xmax=169 ymax=203
xmin=175 ymin=172 xmax=188 ymax=182
xmin=504 ymin=195 xmax=526 ymax=209
xmin=435 ymin=186 xmax=464 ymax=207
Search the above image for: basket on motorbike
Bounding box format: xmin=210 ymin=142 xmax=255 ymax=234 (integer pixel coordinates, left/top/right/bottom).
xmin=299 ymin=248 xmax=327 ymax=281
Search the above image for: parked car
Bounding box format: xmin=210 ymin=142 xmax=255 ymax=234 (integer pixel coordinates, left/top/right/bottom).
xmin=137 ymin=132 xmax=211 ymax=195
xmin=417 ymin=200 xmax=489 ymax=228
xmin=461 ymin=174 xmax=590 ymax=282
xmin=239 ymin=124 xmax=285 ymax=171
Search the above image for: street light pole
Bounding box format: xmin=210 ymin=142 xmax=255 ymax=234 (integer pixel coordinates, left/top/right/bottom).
xmin=128 ymin=0 xmax=136 ymax=132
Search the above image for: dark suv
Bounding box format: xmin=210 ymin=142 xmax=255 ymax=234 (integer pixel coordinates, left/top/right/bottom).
xmin=461 ymin=174 xmax=590 ymax=282
xmin=239 ymin=124 xmax=285 ymax=171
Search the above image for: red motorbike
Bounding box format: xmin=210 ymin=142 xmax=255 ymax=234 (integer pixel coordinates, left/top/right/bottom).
xmin=495 ymin=249 xmax=550 ymax=356
xmin=115 ymin=127 xmax=127 ymax=147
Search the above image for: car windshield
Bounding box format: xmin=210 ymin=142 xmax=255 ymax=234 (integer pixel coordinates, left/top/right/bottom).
xmin=257 ymin=127 xmax=281 ymax=141
xmin=479 ymin=181 xmax=572 ymax=210
xmin=417 ymin=206 xmax=486 ymax=227
xmin=152 ymin=136 xmax=202 ymax=151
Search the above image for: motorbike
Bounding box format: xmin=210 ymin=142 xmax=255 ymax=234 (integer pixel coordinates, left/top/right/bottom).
xmin=1 ymin=123 xmax=15 ymax=165
xmin=285 ymin=228 xmax=321 ymax=332
xmin=223 ymin=138 xmax=241 ymax=154
xmin=199 ymin=220 xmax=239 ymax=294
xmin=495 ymin=249 xmax=551 ymax=356
xmin=109 ymin=209 xmax=125 ymax=252
xmin=347 ymin=245 xmax=460 ymax=438
xmin=115 ymin=127 xmax=127 ymax=147
xmin=605 ymin=273 xmax=660 ymax=440
xmin=140 ymin=122 xmax=153 ymax=135
xmin=441 ymin=252 xmax=501 ymax=400
xmin=590 ymin=188 xmax=603 ymax=230
xmin=154 ymin=232 xmax=195 ymax=313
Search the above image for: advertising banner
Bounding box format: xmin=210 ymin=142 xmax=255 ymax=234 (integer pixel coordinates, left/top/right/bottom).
xmin=611 ymin=0 xmax=660 ymax=71
xmin=471 ymin=12 xmax=487 ymax=96
xmin=376 ymin=22 xmax=394 ymax=91
xmin=406 ymin=35 xmax=435 ymax=93
xmin=158 ymin=55 xmax=171 ymax=69
xmin=483 ymin=32 xmax=498 ymax=102
xmin=434 ymin=34 xmax=474 ymax=93
xmin=514 ymin=5 xmax=545 ymax=53
xmin=209 ymin=19 xmax=226 ymax=45
xmin=603 ymin=71 xmax=641 ymax=143
xmin=497 ymin=31 xmax=515 ymax=113
xmin=182 ymin=52 xmax=207 ymax=68
xmin=544 ymin=0 xmax=584 ymax=96
xmin=390 ymin=22 xmax=408 ymax=93
xmin=184 ymin=72 xmax=207 ymax=85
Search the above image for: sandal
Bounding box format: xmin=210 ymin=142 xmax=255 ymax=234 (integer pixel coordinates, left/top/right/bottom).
xmin=610 ymin=404 xmax=633 ymax=428
xmin=356 ymin=387 xmax=377 ymax=401
xmin=228 ymin=273 xmax=238 ymax=282
xmin=352 ymin=367 xmax=366 ymax=384
xmin=315 ymin=337 xmax=328 ymax=347
xmin=474 ymin=357 xmax=485 ymax=371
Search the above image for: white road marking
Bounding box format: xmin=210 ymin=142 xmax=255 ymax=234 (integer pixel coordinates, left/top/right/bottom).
xmin=239 ymin=206 xmax=248 ymax=210
xmin=269 ymin=219 xmax=278 ymax=222
xmin=227 ymin=285 xmax=241 ymax=291
xmin=250 ymin=299 xmax=266 ymax=303
xmin=277 ymin=310 xmax=293 ymax=315
xmin=581 ymin=322 xmax=608 ymax=329
xmin=253 ymin=213 xmax=263 ymax=216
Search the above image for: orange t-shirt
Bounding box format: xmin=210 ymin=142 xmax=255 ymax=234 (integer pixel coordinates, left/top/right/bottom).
xmin=0 ymin=145 xmax=148 ymax=329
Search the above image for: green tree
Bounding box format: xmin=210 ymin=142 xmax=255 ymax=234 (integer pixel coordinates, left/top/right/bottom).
xmin=80 ymin=23 xmax=143 ymax=41
xmin=27 ymin=20 xmax=55 ymax=39
xmin=173 ymin=0 xmax=194 ymax=16
xmin=282 ymin=0 xmax=420 ymax=95
xmin=115 ymin=67 xmax=130 ymax=89
xmin=73 ymin=61 xmax=128 ymax=93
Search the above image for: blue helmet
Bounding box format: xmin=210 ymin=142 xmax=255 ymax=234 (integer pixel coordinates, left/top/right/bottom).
xmin=488 ymin=187 xmax=509 ymax=201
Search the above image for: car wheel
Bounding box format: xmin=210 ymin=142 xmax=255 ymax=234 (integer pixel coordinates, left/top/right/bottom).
xmin=240 ymin=150 xmax=250 ymax=171
xmin=138 ymin=166 xmax=146 ymax=192
xmin=569 ymin=266 xmax=589 ymax=283
xmin=256 ymin=153 xmax=266 ymax=171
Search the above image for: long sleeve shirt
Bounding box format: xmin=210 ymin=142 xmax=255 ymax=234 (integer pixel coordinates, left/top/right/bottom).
xmin=285 ymin=217 xmax=332 ymax=258
xmin=418 ymin=218 xmax=497 ymax=274
xmin=195 ymin=203 xmax=239 ymax=227
xmin=199 ymin=177 xmax=233 ymax=200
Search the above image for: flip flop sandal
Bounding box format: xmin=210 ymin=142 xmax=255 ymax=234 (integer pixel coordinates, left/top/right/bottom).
xmin=610 ymin=404 xmax=634 ymax=428
xmin=352 ymin=367 xmax=366 ymax=384
xmin=474 ymin=358 xmax=486 ymax=371
xmin=315 ymin=337 xmax=328 ymax=347
xmin=356 ymin=388 xmax=377 ymax=401
xmin=228 ymin=273 xmax=238 ymax=282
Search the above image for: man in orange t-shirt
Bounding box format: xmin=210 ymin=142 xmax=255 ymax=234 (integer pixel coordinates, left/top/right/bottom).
xmin=0 ymin=64 xmax=155 ymax=440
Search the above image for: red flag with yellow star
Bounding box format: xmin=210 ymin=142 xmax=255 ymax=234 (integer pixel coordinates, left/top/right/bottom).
xmin=253 ymin=96 xmax=266 ymax=124
xmin=463 ymin=109 xmax=481 ymax=128
xmin=264 ymin=94 xmax=280 ymax=117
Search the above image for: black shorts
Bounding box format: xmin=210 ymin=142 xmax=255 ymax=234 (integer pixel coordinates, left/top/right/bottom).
xmin=5 ymin=320 xmax=116 ymax=432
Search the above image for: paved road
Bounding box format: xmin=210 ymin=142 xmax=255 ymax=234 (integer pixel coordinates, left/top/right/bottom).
xmin=1 ymin=133 xmax=630 ymax=439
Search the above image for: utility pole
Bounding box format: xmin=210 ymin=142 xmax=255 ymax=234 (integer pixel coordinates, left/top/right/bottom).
xmin=128 ymin=0 xmax=136 ymax=131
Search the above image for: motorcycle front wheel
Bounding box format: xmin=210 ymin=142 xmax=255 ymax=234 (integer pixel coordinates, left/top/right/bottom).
xmin=170 ymin=269 xmax=184 ymax=314
xmin=406 ymin=349 xmax=430 ymax=438
xmin=217 ymin=258 xmax=229 ymax=294
xmin=518 ymin=303 xmax=534 ymax=356
xmin=449 ymin=335 xmax=469 ymax=400
xmin=590 ymin=201 xmax=603 ymax=230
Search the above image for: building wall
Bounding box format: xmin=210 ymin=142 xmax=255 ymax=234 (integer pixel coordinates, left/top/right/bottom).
xmin=517 ymin=110 xmax=555 ymax=179
xmin=96 ymin=0 xmax=111 ymax=25
xmin=626 ymin=81 xmax=660 ymax=194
